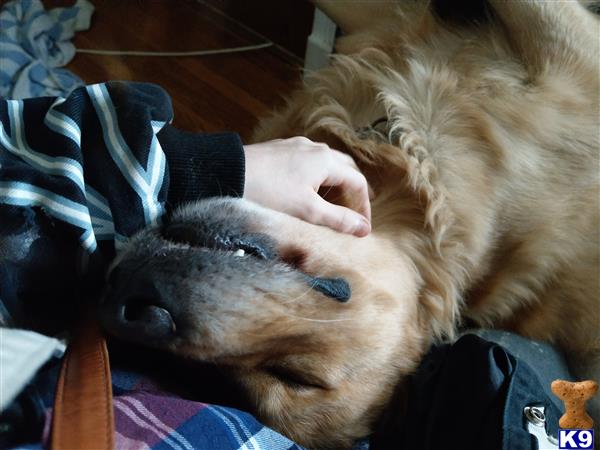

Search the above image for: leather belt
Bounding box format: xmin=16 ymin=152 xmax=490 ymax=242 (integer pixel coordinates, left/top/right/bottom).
xmin=51 ymin=315 xmax=114 ymax=450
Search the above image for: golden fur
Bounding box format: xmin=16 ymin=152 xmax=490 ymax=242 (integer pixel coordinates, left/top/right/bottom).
xmin=250 ymin=0 xmax=599 ymax=444
xmin=107 ymin=1 xmax=599 ymax=448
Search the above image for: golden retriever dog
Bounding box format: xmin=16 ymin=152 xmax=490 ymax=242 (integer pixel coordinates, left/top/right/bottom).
xmin=101 ymin=1 xmax=600 ymax=448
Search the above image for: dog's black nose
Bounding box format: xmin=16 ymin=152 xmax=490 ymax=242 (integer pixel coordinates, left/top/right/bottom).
xmin=101 ymin=269 xmax=176 ymax=342
xmin=119 ymin=299 xmax=175 ymax=338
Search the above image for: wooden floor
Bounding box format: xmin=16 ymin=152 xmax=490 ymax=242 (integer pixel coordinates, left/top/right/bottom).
xmin=48 ymin=0 xmax=304 ymax=142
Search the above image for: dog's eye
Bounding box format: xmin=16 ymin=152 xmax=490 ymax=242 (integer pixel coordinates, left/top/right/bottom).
xmin=231 ymin=240 xmax=269 ymax=259
xmin=162 ymin=225 xmax=274 ymax=259
xmin=265 ymin=365 xmax=324 ymax=390
xmin=215 ymin=235 xmax=276 ymax=260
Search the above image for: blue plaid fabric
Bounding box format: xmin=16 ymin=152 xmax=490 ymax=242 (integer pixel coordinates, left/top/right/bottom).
xmin=10 ymin=363 xmax=306 ymax=450
xmin=108 ymin=369 xmax=306 ymax=450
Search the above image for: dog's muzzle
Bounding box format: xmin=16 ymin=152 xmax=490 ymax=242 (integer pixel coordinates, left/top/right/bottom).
xmin=101 ymin=264 xmax=178 ymax=343
xmin=99 ymin=220 xmax=353 ymax=344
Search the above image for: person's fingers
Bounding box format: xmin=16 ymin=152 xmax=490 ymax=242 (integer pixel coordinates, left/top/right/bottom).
xmin=330 ymin=149 xmax=359 ymax=170
xmin=368 ymin=184 xmax=375 ymax=200
xmin=328 ymin=148 xmax=375 ymax=201
xmin=321 ymin=163 xmax=371 ymax=222
xmin=302 ymin=193 xmax=371 ymax=237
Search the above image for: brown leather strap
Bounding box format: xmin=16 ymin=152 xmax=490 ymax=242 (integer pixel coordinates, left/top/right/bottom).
xmin=51 ymin=316 xmax=114 ymax=450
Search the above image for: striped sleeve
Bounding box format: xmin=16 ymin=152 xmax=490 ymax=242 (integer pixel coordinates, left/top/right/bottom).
xmin=0 ymin=82 xmax=172 ymax=253
xmin=0 ymin=81 xmax=245 ymax=329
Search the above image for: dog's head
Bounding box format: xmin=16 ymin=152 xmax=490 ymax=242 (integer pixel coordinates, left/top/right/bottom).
xmin=100 ymin=197 xmax=426 ymax=448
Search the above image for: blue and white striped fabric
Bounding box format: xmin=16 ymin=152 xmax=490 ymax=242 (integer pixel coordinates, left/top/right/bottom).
xmin=0 ymin=0 xmax=94 ymax=99
xmin=0 ymin=82 xmax=169 ymax=255
xmin=0 ymin=79 xmax=247 ymax=333
xmin=0 ymin=81 xmax=279 ymax=450
xmin=86 ymin=83 xmax=166 ymax=228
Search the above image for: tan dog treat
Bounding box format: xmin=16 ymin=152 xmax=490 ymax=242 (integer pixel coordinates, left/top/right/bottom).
xmin=551 ymin=380 xmax=598 ymax=429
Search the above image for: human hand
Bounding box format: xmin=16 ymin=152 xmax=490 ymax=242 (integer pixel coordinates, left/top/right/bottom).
xmin=244 ymin=137 xmax=372 ymax=237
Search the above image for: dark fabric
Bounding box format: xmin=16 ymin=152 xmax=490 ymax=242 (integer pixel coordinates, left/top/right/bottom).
xmin=0 ymin=358 xmax=59 ymax=449
xmin=372 ymin=334 xmax=564 ymax=450
xmin=0 ymin=82 xmax=245 ymax=332
xmin=158 ymin=125 xmax=245 ymax=205
xmin=468 ymin=329 xmax=572 ymax=413
xmin=0 ymin=384 xmax=46 ymax=449
xmin=0 ymin=204 xmax=81 ymax=332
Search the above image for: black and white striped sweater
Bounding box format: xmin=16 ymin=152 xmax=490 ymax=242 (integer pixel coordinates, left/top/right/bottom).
xmin=0 ymin=81 xmax=245 ymax=332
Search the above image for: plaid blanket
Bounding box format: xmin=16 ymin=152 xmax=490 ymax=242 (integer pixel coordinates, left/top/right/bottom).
xmin=108 ymin=369 xmax=305 ymax=450
xmin=7 ymin=352 xmax=374 ymax=450
xmin=12 ymin=363 xmax=308 ymax=450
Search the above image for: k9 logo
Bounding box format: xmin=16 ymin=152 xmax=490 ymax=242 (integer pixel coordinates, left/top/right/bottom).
xmin=558 ymin=429 xmax=594 ymax=449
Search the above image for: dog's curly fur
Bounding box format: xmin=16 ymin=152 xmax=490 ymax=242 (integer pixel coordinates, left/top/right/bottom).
xmin=253 ymin=0 xmax=600 ymax=440
xmin=104 ymin=1 xmax=599 ymax=448
xmin=256 ymin=0 xmax=599 ymax=350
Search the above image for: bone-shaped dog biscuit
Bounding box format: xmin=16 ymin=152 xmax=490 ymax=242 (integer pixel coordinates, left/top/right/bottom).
xmin=551 ymin=379 xmax=598 ymax=429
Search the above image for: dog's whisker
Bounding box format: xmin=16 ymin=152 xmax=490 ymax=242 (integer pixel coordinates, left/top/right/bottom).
xmin=277 ymin=312 xmax=355 ymax=323
xmin=273 ymin=271 xmax=335 ymax=305
xmin=276 ymin=286 xmax=315 ymax=305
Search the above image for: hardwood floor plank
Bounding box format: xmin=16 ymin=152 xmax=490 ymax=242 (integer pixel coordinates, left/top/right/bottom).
xmin=42 ymin=0 xmax=304 ymax=140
